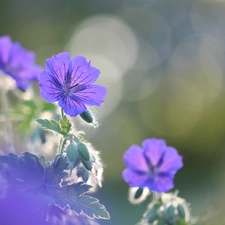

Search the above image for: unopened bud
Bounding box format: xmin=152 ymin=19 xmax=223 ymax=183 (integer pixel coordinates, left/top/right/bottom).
xmin=147 ymin=204 xmax=160 ymax=223
xmin=77 ymin=167 xmax=90 ymax=182
xmin=165 ymin=205 xmax=175 ymax=223
xmin=78 ymin=142 xmax=90 ymax=161
xmin=80 ymin=110 xmax=93 ymax=123
xmin=157 ymin=217 xmax=165 ymax=225
xmin=147 ymin=212 xmax=158 ymax=223
xmin=82 ymin=158 xmax=92 ymax=171
xmin=66 ymin=143 xmax=78 ymax=165
xmin=134 ymin=188 xmax=143 ymax=199
xmin=177 ymin=204 xmax=186 ymax=219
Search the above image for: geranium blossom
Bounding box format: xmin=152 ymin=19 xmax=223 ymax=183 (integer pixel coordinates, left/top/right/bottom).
xmin=0 ymin=36 xmax=42 ymax=91
xmin=122 ymin=138 xmax=183 ymax=193
xmin=39 ymin=52 xmax=106 ymax=117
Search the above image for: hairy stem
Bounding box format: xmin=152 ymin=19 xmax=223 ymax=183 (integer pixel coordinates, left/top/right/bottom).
xmin=61 ymin=107 xmax=64 ymax=118
xmin=60 ymin=138 xmax=68 ymax=155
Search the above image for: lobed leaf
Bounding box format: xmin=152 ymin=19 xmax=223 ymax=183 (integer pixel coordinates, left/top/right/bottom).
xmin=0 ymin=152 xmax=45 ymax=191
xmin=36 ymin=119 xmax=66 ymax=135
xmin=60 ymin=115 xmax=72 ymax=135
xmin=0 ymin=153 xmax=110 ymax=221
xmin=45 ymin=154 xmax=69 ymax=186
xmin=48 ymin=182 xmax=110 ymax=220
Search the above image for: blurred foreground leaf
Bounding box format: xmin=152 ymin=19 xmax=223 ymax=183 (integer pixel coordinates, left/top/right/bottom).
xmin=0 ymin=152 xmax=109 ymax=220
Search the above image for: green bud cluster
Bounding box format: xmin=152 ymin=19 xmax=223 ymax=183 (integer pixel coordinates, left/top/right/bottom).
xmin=65 ymin=135 xmax=94 ymax=182
xmin=139 ymin=193 xmax=191 ymax=225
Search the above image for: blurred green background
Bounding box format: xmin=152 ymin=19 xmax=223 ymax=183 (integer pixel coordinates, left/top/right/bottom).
xmin=0 ymin=0 xmax=225 ymax=224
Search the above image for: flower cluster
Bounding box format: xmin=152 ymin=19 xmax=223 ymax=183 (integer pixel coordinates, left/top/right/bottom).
xmin=0 ymin=36 xmax=42 ymax=91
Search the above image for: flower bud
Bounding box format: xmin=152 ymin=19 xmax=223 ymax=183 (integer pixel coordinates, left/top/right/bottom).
xmin=157 ymin=217 xmax=165 ymax=225
xmin=147 ymin=212 xmax=158 ymax=223
xmin=177 ymin=204 xmax=186 ymax=219
xmin=82 ymin=158 xmax=92 ymax=171
xmin=146 ymin=204 xmax=160 ymax=223
xmin=78 ymin=142 xmax=90 ymax=161
xmin=80 ymin=110 xmax=93 ymax=123
xmin=77 ymin=167 xmax=90 ymax=182
xmin=165 ymin=205 xmax=175 ymax=224
xmin=66 ymin=143 xmax=78 ymax=173
xmin=134 ymin=188 xmax=143 ymax=199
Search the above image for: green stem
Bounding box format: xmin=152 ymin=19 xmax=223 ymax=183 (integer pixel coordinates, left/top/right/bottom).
xmin=58 ymin=138 xmax=63 ymax=154
xmin=60 ymin=138 xmax=68 ymax=155
xmin=61 ymin=107 xmax=64 ymax=118
xmin=0 ymin=74 xmax=15 ymax=153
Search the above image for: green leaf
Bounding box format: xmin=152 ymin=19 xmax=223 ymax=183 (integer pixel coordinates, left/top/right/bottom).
xmin=60 ymin=115 xmax=72 ymax=135
xmin=48 ymin=182 xmax=110 ymax=220
xmin=36 ymin=119 xmax=66 ymax=135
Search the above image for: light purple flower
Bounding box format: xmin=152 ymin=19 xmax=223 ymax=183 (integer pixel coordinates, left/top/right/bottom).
xmin=122 ymin=138 xmax=183 ymax=193
xmin=0 ymin=36 xmax=43 ymax=91
xmin=39 ymin=52 xmax=107 ymax=117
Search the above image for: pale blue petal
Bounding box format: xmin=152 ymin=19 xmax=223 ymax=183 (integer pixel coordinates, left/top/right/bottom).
xmin=145 ymin=175 xmax=174 ymax=193
xmin=74 ymin=84 xmax=106 ymax=106
xmin=122 ymin=169 xmax=148 ymax=187
xmin=39 ymin=71 xmax=63 ymax=102
xmin=159 ymin=146 xmax=183 ymax=174
xmin=123 ymin=144 xmax=148 ymax=172
xmin=46 ymin=52 xmax=71 ymax=84
xmin=69 ymin=56 xmax=100 ymax=86
xmin=142 ymin=138 xmax=166 ymax=167
xmin=58 ymin=95 xmax=87 ymax=117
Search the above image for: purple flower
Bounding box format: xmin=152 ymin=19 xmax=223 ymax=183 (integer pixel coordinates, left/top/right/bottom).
xmin=0 ymin=36 xmax=43 ymax=91
xmin=122 ymin=138 xmax=183 ymax=193
xmin=39 ymin=52 xmax=107 ymax=117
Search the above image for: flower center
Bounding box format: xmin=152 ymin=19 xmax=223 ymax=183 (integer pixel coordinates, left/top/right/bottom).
xmin=63 ymin=81 xmax=86 ymax=96
xmin=148 ymin=163 xmax=159 ymax=177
